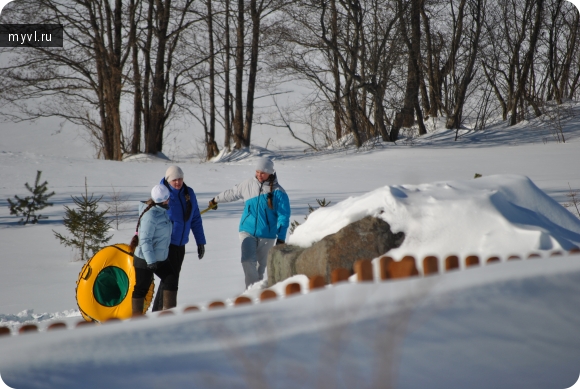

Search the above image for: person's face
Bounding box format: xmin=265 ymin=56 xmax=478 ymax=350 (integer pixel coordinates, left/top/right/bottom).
xmin=256 ymin=170 xmax=270 ymax=183
xmin=169 ymin=177 xmax=183 ymax=190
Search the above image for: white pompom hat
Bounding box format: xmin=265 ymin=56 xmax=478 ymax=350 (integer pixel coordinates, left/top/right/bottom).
xmin=151 ymin=184 xmax=170 ymax=203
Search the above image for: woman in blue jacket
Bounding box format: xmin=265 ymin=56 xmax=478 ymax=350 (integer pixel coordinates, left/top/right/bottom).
xmin=151 ymin=165 xmax=207 ymax=311
xmin=130 ymin=184 xmax=173 ymax=315
xmin=209 ymin=158 xmax=290 ymax=288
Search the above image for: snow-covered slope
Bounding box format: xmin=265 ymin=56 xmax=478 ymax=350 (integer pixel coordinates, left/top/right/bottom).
xmin=2 ymin=105 xmax=580 ymax=388
xmin=1 ymin=254 xmax=580 ymax=389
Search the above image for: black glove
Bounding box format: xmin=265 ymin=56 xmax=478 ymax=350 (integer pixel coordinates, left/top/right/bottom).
xmin=209 ymin=198 xmax=218 ymax=210
xmin=276 ymin=239 xmax=285 ymax=245
xmin=198 ymin=244 xmax=205 ymax=259
xmin=147 ymin=262 xmax=158 ymax=271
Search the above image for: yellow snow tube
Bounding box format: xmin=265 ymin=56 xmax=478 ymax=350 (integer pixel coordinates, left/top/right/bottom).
xmin=76 ymin=244 xmax=154 ymax=322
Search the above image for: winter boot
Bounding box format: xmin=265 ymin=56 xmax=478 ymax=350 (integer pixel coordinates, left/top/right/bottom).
xmin=151 ymin=282 xmax=164 ymax=312
xmin=162 ymin=290 xmax=177 ymax=310
xmin=132 ymin=298 xmax=145 ymax=316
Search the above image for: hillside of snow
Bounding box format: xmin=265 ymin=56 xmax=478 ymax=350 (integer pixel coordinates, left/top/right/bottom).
xmin=1 ymin=104 xmax=580 ymax=387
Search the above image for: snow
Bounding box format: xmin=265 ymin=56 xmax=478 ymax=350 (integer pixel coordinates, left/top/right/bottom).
xmin=1 ymin=104 xmax=580 ymax=387
xmin=289 ymin=174 xmax=580 ymax=266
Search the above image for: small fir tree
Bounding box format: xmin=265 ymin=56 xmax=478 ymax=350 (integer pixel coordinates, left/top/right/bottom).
xmin=7 ymin=170 xmax=55 ymax=224
xmin=53 ymin=178 xmax=112 ymax=261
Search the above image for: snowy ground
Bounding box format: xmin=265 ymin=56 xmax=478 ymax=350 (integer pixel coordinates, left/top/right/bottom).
xmin=1 ymin=103 xmax=580 ymax=388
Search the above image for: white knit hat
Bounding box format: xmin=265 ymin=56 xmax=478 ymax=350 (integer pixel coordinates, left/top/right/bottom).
xmin=151 ymin=184 xmax=170 ymax=203
xmin=165 ymin=166 xmax=184 ymax=182
xmin=255 ymin=157 xmax=275 ymax=174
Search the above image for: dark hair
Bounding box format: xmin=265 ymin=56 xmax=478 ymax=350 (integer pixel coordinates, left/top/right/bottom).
xmin=267 ymin=173 xmax=276 ymax=210
xmin=129 ymin=199 xmax=155 ymax=253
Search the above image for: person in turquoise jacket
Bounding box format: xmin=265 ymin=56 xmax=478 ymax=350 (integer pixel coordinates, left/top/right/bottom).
xmin=130 ymin=184 xmax=173 ymax=315
xmin=209 ymin=157 xmax=291 ymax=288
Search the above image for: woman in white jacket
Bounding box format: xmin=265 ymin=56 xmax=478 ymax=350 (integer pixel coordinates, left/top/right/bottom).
xmin=209 ymin=158 xmax=291 ymax=288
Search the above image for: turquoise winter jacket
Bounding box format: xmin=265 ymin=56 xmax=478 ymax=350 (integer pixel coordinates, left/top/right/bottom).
xmin=134 ymin=202 xmax=173 ymax=265
xmin=214 ymin=175 xmax=291 ymax=240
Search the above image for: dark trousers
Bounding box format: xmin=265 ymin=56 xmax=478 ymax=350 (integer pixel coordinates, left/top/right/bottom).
xmin=132 ymin=244 xmax=185 ymax=299
xmin=151 ymin=244 xmax=186 ymax=311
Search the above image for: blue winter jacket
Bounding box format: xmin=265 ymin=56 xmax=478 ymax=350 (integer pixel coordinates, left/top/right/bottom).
xmin=134 ymin=203 xmax=172 ymax=265
xmin=214 ymin=175 xmax=291 ymax=240
xmin=160 ymin=178 xmax=207 ymax=247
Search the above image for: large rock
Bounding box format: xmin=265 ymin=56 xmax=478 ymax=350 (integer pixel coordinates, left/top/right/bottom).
xmin=268 ymin=216 xmax=404 ymax=285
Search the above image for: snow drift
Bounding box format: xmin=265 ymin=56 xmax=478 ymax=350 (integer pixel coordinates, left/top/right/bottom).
xmin=288 ymin=174 xmax=580 ymax=266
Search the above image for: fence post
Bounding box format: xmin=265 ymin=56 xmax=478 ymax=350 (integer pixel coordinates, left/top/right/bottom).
xmin=486 ymin=256 xmax=500 ymax=264
xmin=234 ymin=296 xmax=252 ymax=306
xmin=76 ymin=321 xmax=95 ymax=328
xmin=465 ymin=255 xmax=480 ymax=267
xmin=46 ymin=322 xmax=67 ymax=331
xmin=445 ymin=255 xmax=459 ymax=271
xmin=260 ymin=289 xmax=278 ymax=302
xmin=19 ymin=324 xmax=39 ymax=334
xmin=183 ymin=305 xmax=200 ymax=313
xmin=309 ymin=275 xmax=325 ymax=290
xmin=285 ymin=283 xmax=301 ymax=296
xmin=423 ymin=256 xmax=439 ymax=275
xmin=0 ymin=326 xmax=10 ymax=337
xmin=379 ymin=256 xmax=394 ymax=280
xmin=386 ymin=256 xmax=419 ymax=279
xmin=354 ymin=259 xmax=373 ymax=281
xmin=208 ymin=301 xmax=225 ymax=309
xmin=158 ymin=310 xmax=175 ymax=316
xmin=331 ymin=268 xmax=350 ymax=284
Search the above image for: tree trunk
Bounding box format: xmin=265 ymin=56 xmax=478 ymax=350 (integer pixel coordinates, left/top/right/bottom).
xmin=330 ymin=0 xmax=343 ymax=141
xmin=242 ymin=0 xmax=261 ymax=148
xmin=223 ymin=0 xmax=232 ymax=152
xmin=392 ymin=0 xmax=424 ymax=139
xmin=129 ymin=0 xmax=142 ymax=155
xmin=510 ymin=0 xmax=543 ymax=126
xmin=447 ymin=0 xmax=483 ymax=130
xmin=420 ymin=0 xmax=437 ymax=117
xmin=233 ymin=0 xmax=245 ymax=149
xmin=206 ymin=0 xmax=219 ymax=159
xmin=146 ymin=0 xmax=171 ymax=154
xmin=90 ymin=0 xmax=124 ymax=160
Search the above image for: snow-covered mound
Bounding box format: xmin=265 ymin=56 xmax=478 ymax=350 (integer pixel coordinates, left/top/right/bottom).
xmin=288 ymin=174 xmax=580 ymax=264
xmin=0 ymin=310 xmax=81 ymax=332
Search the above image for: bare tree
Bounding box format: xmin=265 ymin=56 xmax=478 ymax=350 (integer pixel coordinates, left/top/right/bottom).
xmin=481 ymin=0 xmax=544 ymax=125
xmin=233 ymin=0 xmax=246 ymax=148
xmin=544 ymin=0 xmax=580 ymax=104
xmin=0 ymin=0 xmax=132 ymax=160
xmin=447 ymin=0 xmax=484 ymax=131
xmin=205 ymin=0 xmax=221 ymax=159
xmin=223 ymin=0 xmax=234 ymax=152
xmin=390 ymin=0 xmax=426 ymax=141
